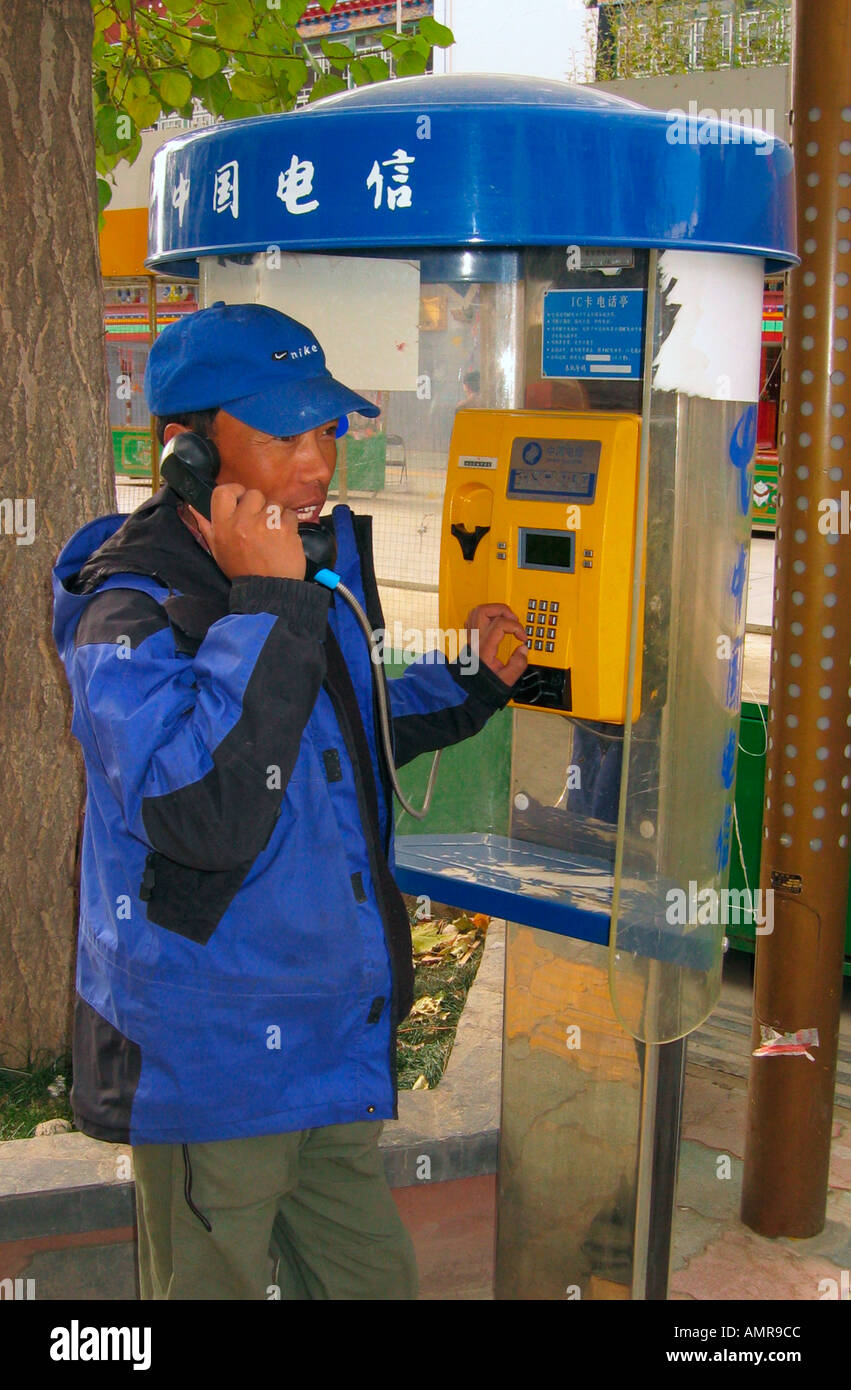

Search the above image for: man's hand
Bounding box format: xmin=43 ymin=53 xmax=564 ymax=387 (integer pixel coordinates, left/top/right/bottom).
xmin=463 ymin=604 xmax=528 ymax=687
xmin=190 ymin=485 xmax=306 ymax=582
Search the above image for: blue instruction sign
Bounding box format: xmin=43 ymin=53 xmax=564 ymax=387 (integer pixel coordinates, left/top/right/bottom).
xmin=542 ymin=288 xmax=645 ymax=380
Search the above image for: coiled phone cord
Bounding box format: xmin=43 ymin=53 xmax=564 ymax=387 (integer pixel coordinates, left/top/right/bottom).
xmin=317 ymin=570 xmax=441 ymax=822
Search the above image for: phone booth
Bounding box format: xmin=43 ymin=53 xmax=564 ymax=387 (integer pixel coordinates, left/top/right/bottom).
xmin=147 ymin=74 xmax=796 ymax=1299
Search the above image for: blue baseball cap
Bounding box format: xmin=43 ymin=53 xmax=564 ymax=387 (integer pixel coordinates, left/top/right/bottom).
xmin=144 ymin=301 xmax=380 ymax=436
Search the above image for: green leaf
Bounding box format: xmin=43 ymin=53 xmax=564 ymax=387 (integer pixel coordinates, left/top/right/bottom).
xmin=409 ymin=33 xmax=431 ymax=58
xmin=347 ymin=59 xmax=371 ymax=87
xmin=97 ymin=177 xmax=112 ymax=211
xmin=193 ymin=71 xmax=232 ymax=117
xmin=112 ymin=0 xmax=131 ymax=17
xmin=230 ymin=71 xmax=277 ymax=101
xmin=159 ymin=70 xmax=193 ymax=109
xmin=396 ymin=50 xmax=429 ymax=77
xmin=381 ymin=31 xmax=406 ymax=49
xmin=94 ymin=104 xmax=122 ymax=155
xmin=188 ymin=42 xmax=222 ymax=79
xmin=120 ymin=128 xmax=143 ymax=168
xmin=214 ymin=0 xmax=254 ymax=50
xmin=239 ymin=50 xmax=273 ymax=74
xmin=161 ymin=0 xmax=198 ymax=13
xmin=418 ymin=16 xmax=454 ymax=48
xmin=281 ymin=0 xmax=308 ymax=23
xmin=279 ymin=57 xmax=308 ymax=96
xmin=359 ymin=54 xmax=390 ymax=83
xmin=123 ymin=92 xmax=162 ymax=128
xmin=126 ymin=73 xmax=151 ymax=99
xmin=308 ymin=73 xmax=348 ymax=103
xmin=320 ymin=38 xmax=353 ymax=61
xmin=221 ymin=97 xmax=264 ymax=120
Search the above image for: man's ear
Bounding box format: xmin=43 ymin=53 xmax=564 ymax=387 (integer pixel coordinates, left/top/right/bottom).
xmin=162 ymin=422 xmax=191 ymax=445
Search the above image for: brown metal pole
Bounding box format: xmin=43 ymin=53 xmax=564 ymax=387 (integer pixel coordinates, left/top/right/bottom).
xmin=741 ymin=0 xmax=851 ymax=1237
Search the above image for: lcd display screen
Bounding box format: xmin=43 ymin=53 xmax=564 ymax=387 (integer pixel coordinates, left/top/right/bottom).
xmin=519 ymin=529 xmax=575 ymax=572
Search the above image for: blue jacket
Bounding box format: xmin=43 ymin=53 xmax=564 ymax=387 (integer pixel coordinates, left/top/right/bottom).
xmin=52 ymin=487 xmax=509 ymax=1145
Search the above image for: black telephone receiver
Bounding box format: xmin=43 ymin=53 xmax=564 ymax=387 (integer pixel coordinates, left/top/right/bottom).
xmin=160 ymin=431 xmax=337 ymax=581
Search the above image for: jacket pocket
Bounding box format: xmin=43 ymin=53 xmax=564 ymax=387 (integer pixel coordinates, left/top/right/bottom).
xmin=140 ymin=849 xmax=253 ymax=945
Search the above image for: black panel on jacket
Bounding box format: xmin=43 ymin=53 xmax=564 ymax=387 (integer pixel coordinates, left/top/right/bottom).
xmin=67 ymin=486 xmax=230 ymax=605
xmin=392 ymin=658 xmax=512 ymax=768
xmin=71 ymin=995 xmax=142 ymax=1144
xmin=74 ymin=588 xmax=170 ymax=650
xmin=140 ymin=848 xmax=257 ymax=944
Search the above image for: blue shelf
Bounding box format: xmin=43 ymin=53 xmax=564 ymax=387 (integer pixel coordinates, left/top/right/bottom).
xmin=394 ymin=833 xmax=719 ymax=971
xmin=393 ymin=833 xmax=612 ymax=946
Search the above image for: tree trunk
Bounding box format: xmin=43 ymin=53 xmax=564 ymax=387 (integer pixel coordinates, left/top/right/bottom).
xmin=0 ymin=0 xmax=113 ymax=1065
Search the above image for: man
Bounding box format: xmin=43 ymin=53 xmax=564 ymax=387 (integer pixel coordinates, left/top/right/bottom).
xmin=52 ymin=302 xmax=526 ymax=1300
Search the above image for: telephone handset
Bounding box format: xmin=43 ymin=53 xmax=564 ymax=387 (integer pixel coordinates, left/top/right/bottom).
xmin=159 ymin=430 xmax=439 ymax=820
xmin=160 ymin=431 xmax=337 ymax=581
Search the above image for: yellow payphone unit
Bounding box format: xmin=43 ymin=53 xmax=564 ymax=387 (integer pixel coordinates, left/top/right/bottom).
xmin=440 ymin=410 xmax=643 ymax=723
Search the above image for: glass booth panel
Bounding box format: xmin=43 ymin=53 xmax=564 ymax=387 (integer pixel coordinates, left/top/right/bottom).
xmin=196 ymin=247 xmax=756 ymax=1033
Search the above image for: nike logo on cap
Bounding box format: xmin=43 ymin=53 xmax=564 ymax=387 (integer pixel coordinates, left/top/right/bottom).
xmin=271 ymin=350 xmax=289 ymax=360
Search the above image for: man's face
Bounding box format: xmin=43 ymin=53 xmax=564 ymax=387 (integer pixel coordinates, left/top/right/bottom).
xmin=166 ymin=408 xmax=338 ymax=524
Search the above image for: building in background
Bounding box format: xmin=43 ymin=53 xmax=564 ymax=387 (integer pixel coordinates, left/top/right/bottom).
xmin=589 ymin=0 xmax=790 ymax=81
xmin=299 ymin=1 xmax=435 ymax=99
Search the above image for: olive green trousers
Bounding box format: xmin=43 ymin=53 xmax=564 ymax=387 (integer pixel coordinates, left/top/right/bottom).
xmin=132 ymin=1120 xmax=418 ymax=1300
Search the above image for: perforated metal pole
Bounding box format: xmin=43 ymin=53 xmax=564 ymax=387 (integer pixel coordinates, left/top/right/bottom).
xmin=741 ymin=0 xmax=851 ymax=1237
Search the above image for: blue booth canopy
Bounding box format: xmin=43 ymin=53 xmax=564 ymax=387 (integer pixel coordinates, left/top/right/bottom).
xmin=147 ymin=73 xmax=797 ymax=276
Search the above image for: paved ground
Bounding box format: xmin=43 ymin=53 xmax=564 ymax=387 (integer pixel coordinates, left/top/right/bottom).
xmin=400 ymin=931 xmax=851 ymax=1302
xmin=671 ymin=953 xmax=851 ymax=1301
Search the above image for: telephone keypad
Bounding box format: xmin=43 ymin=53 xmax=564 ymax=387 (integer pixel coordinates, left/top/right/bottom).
xmin=524 ymin=599 xmax=559 ymax=651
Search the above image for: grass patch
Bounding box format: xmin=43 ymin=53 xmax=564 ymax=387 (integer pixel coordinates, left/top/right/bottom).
xmin=0 ymin=1055 xmax=73 ymax=1140
xmin=397 ymin=899 xmax=489 ymax=1091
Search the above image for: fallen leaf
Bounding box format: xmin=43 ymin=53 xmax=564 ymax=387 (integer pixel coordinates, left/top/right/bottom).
xmin=409 ymin=994 xmax=444 ymax=1018
xmin=412 ymin=1074 xmax=430 ymax=1090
